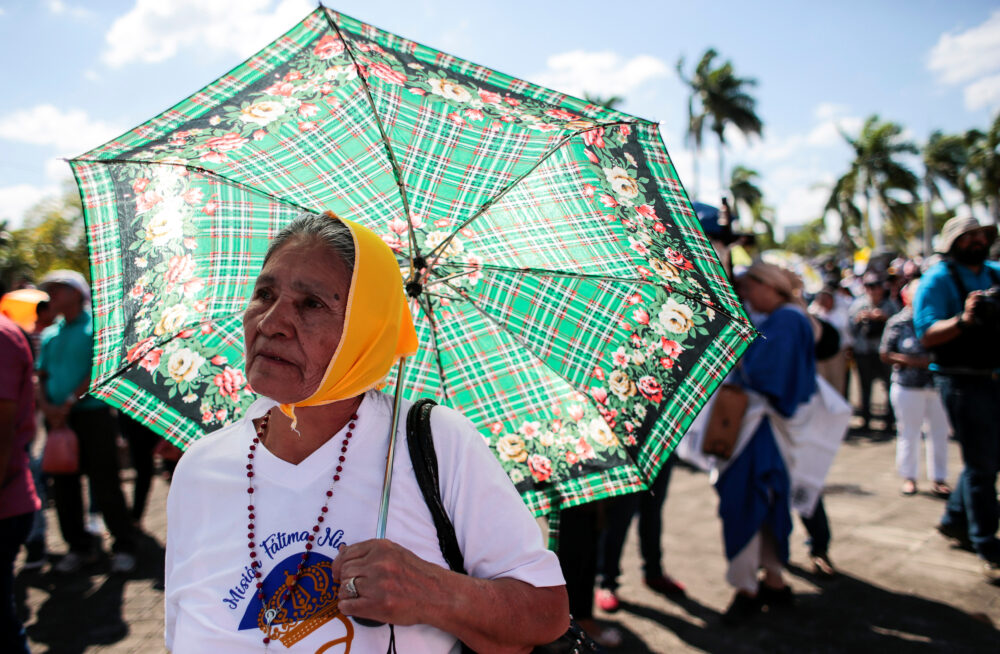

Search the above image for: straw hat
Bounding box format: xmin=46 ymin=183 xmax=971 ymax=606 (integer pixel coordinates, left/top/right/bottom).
xmin=937 ymin=214 xmax=997 ymax=254
xmin=744 ymin=261 xmax=800 ymax=301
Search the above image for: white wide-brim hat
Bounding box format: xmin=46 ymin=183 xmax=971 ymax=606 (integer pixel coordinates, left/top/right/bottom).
xmin=938 ymin=215 xmax=997 ymax=254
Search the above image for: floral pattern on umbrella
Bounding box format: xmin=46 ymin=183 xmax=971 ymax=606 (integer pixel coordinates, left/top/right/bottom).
xmin=72 ymin=7 xmax=755 ymax=515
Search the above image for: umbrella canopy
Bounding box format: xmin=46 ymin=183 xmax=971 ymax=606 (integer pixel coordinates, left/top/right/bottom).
xmin=71 ymin=7 xmax=755 ymax=515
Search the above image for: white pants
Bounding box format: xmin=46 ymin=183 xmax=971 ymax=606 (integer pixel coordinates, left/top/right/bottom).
xmin=726 ymin=529 xmax=783 ymax=594
xmin=889 ymin=384 xmax=950 ymax=481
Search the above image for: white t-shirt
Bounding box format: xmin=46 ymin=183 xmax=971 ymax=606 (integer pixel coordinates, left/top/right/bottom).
xmin=165 ymin=390 xmax=564 ymax=653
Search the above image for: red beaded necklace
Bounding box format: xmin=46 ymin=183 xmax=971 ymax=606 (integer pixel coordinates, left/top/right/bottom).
xmin=246 ymin=408 xmax=357 ymax=648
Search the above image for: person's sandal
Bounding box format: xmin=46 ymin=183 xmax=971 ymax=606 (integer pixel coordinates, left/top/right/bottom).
xmin=594 ymin=588 xmax=620 ymax=613
xmin=721 ymin=592 xmax=761 ymax=626
xmin=811 ymin=553 xmax=837 ymax=577
xmin=757 ymin=583 xmax=794 ymax=607
xmin=645 ymin=574 xmax=687 ymax=596
xmin=931 ymin=481 xmax=952 ymax=498
xmin=901 ymin=479 xmax=917 ymax=496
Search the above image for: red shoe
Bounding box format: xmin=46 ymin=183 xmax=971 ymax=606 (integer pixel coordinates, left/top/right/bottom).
xmin=594 ymin=588 xmax=620 ymax=613
xmin=645 ymin=574 xmax=686 ymax=596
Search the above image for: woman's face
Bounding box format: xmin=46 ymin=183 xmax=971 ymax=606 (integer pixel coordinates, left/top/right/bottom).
xmin=243 ymin=236 xmax=352 ymax=404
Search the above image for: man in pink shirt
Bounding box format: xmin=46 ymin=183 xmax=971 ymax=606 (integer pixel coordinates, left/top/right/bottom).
xmin=0 ymin=311 xmax=41 ymax=653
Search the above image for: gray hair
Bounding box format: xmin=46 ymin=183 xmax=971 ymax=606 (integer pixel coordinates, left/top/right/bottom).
xmin=263 ymin=211 xmax=356 ymax=272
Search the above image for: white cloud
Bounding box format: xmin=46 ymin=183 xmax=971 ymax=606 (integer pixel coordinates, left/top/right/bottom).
xmin=0 ymin=105 xmax=123 ymax=155
xmin=806 ymin=115 xmax=862 ymax=148
xmin=529 ymin=50 xmax=670 ymax=100
xmin=47 ymin=1 xmax=91 ymax=18
xmin=0 ymin=184 xmax=58 ymax=227
xmin=813 ymin=103 xmax=851 ymax=121
xmin=964 ymin=72 xmax=1000 ymax=111
xmin=44 ymin=157 xmax=73 ymax=183
xmin=775 ymin=183 xmax=831 ymax=226
xmin=927 ymin=10 xmax=1000 ymax=110
xmin=102 ymin=0 xmax=314 ymax=68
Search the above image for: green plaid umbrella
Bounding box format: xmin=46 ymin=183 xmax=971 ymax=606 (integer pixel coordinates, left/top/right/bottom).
xmin=71 ymin=6 xmax=755 ymax=516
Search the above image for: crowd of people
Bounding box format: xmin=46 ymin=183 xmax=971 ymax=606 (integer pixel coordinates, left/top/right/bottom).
xmin=1 ymin=271 xmax=180 ymax=653
xmin=3 ymin=211 xmax=1000 ymax=651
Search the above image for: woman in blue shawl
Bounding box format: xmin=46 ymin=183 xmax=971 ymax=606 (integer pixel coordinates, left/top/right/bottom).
xmin=718 ymin=261 xmax=817 ymax=624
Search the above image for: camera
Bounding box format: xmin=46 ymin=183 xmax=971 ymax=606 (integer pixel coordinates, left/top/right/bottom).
xmin=971 ymin=286 xmax=1000 ymax=328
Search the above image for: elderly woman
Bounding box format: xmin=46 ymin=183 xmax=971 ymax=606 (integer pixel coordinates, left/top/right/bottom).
xmin=164 ymin=212 xmax=567 ymax=653
xmin=717 ymin=262 xmax=818 ymax=624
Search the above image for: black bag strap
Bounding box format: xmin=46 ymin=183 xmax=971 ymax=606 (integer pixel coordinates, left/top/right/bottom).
xmin=945 ymin=260 xmax=1000 ymax=305
xmin=405 ymin=399 xmax=601 ymax=654
xmin=405 ymin=399 xmax=466 ymax=575
xmin=946 ymin=260 xmax=970 ymax=303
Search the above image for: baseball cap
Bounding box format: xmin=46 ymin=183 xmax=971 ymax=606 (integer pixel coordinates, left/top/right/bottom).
xmin=693 ymin=202 xmax=753 ymax=246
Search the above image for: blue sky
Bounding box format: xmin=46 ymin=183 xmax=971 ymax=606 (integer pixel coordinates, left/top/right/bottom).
xmin=1 ymin=0 xmax=998 ymax=240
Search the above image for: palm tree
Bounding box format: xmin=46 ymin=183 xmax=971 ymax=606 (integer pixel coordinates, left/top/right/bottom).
xmin=583 ymin=93 xmax=624 ymax=111
xmin=840 ymin=115 xmax=919 ymax=250
xmin=965 ymin=112 xmax=1000 ymax=224
xmin=823 ymin=169 xmax=863 ymax=254
xmin=728 ymin=165 xmax=774 ymax=241
xmin=922 ymin=130 xmax=970 ymax=255
xmin=924 ymin=131 xmax=970 ymax=206
xmin=676 ymin=56 xmax=707 ymax=201
xmin=677 ymin=49 xmax=762 ymax=201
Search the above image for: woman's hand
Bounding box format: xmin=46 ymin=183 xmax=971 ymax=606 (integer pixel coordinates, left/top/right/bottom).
xmin=331 ymin=539 xmax=568 ymax=652
xmin=330 ymin=539 xmax=446 ymax=626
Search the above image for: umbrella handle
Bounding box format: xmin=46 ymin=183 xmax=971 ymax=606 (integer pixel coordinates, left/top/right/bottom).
xmin=354 ymin=358 xmax=408 ymax=629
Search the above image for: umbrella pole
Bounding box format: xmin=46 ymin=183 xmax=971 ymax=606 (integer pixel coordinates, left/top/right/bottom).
xmin=352 ymin=359 xmax=407 ymax=629
xmin=374 ymin=357 xmax=407 ymax=539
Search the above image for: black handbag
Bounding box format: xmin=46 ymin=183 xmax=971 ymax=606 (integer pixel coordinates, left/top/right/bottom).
xmin=405 ymin=399 xmax=601 ymax=654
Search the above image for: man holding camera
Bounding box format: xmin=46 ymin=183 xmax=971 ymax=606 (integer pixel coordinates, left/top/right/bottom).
xmin=914 ymin=215 xmax=1000 ymax=576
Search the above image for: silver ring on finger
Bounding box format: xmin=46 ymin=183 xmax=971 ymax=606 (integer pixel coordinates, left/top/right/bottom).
xmin=343 ymin=576 xmax=359 ymax=599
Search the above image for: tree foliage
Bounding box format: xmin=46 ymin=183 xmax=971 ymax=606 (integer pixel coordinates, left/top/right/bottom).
xmin=583 ymin=93 xmax=624 ymax=110
xmin=0 ymin=181 xmax=89 ymax=291
xmin=924 ymin=130 xmax=971 ymax=209
xmin=964 ymin=112 xmax=1000 ymax=223
xmin=783 ymin=218 xmax=836 ymax=259
xmin=729 ymin=165 xmax=775 ymax=243
xmin=677 ymin=49 xmax=763 ymax=196
xmin=828 ymin=115 xmax=919 ymax=251
xmin=677 ymin=48 xmax=764 ymax=200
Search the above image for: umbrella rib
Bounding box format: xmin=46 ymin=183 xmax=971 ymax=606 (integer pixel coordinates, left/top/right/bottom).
xmin=414 ymin=294 xmax=452 ymax=403
xmin=422 ymin=290 xmax=463 ymax=302
xmin=438 ymin=278 xmax=647 ymax=477
xmin=322 ymin=10 xmax=419 ymax=263
xmin=424 ymin=120 xmax=639 ymax=276
xmin=430 ymin=263 xmax=756 ymax=340
xmin=68 ymin=157 xmax=316 ymax=214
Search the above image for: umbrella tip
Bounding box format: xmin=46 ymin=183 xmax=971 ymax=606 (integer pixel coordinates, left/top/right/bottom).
xmin=405 ymin=281 xmax=423 ymax=298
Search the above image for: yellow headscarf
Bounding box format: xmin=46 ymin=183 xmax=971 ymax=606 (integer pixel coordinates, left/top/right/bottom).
xmin=277 ymin=213 xmax=419 ymax=426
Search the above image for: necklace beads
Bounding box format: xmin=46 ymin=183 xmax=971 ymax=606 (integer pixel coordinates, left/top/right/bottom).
xmin=246 ymin=409 xmax=357 ymax=648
